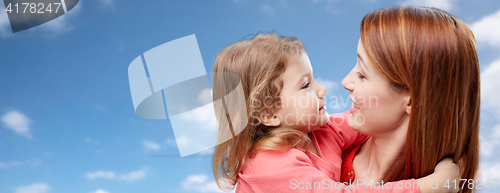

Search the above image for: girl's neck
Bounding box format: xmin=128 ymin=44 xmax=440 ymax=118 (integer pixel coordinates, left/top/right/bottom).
xmin=305 ymin=133 xmax=319 ymax=157
xmin=353 ymin=118 xmax=409 ymax=183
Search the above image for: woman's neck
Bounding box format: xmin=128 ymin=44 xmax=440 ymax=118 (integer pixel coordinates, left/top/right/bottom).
xmin=352 ymin=118 xmax=409 ymax=183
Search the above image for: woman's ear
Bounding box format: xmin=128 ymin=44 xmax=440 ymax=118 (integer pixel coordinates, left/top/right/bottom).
xmin=259 ymin=110 xmax=281 ymax=127
xmin=404 ymin=95 xmax=411 ymax=115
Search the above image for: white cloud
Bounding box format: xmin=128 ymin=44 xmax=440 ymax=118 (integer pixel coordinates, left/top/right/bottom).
xmin=1 ymin=110 xmax=32 ymax=138
xmin=480 ymin=137 xmax=494 ymax=157
xmin=165 ymin=137 xmax=212 ymax=152
xmin=85 ymin=138 xmax=100 ymax=145
xmin=86 ymin=168 xmax=146 ymax=181
xmin=480 ymin=135 xmax=496 ymax=157
xmin=480 ymin=162 xmax=500 ymax=182
xmin=481 ymin=59 xmax=500 ymax=115
xmin=180 ymin=103 xmax=218 ymax=131
xmin=400 ymin=0 xmax=453 ymax=11
xmin=0 ymin=162 xmax=9 ymax=168
xmin=15 ymin=183 xmax=49 ymax=193
xmin=316 ymin=78 xmax=339 ymax=92
xmin=174 ymin=135 xmax=207 ymax=151
xmin=0 ymin=159 xmax=42 ymax=169
xmin=177 ymin=135 xmax=194 ymax=148
xmin=480 ymin=124 xmax=500 ymax=156
xmin=86 ymin=171 xmax=116 ymax=179
xmin=182 ymin=175 xmax=225 ymax=193
xmin=89 ymin=189 xmax=109 ymax=193
xmin=164 ymin=138 xmax=177 ymax=147
xmin=480 ymin=58 xmax=500 ymax=158
xmin=117 ymin=168 xmax=146 ymax=181
xmin=178 ymin=89 xmax=218 ymax=131
xmin=260 ymin=4 xmax=275 ymax=15
xmin=143 ymin=140 xmax=161 ymax=151
xmin=198 ymin=89 xmax=213 ymax=105
xmin=470 ymin=9 xmax=500 ymax=47
xmin=10 ymin=161 xmax=23 ymax=167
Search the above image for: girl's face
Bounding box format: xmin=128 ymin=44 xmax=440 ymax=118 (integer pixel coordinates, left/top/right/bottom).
xmin=341 ymin=39 xmax=410 ymax=137
xmin=272 ymin=53 xmax=328 ymax=133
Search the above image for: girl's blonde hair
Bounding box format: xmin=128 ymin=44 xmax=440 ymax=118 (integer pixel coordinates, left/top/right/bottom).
xmin=212 ymin=33 xmax=313 ymax=191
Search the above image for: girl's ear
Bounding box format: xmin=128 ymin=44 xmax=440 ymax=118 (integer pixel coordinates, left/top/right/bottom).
xmin=259 ymin=110 xmax=281 ymax=127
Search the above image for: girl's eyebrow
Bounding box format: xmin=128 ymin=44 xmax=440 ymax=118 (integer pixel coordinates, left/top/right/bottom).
xmin=295 ymin=73 xmax=309 ymax=86
xmin=357 ymin=53 xmax=369 ymax=72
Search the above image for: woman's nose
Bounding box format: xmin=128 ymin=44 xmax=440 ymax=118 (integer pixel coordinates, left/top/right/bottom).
xmin=342 ymin=70 xmax=354 ymax=92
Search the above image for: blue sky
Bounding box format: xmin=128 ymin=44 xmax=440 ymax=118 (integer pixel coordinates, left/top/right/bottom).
xmin=1 ymin=0 xmax=500 ymax=193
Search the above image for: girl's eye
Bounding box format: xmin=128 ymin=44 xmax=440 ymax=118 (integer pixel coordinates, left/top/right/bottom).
xmin=357 ymin=72 xmax=365 ymax=79
xmin=302 ymin=82 xmax=310 ymax=89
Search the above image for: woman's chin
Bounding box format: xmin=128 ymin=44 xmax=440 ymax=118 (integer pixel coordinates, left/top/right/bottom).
xmin=348 ymin=114 xmax=362 ymax=132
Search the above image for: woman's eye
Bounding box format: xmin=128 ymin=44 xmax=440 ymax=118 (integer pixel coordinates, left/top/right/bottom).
xmin=302 ymin=82 xmax=310 ymax=89
xmin=357 ymin=72 xmax=365 ymax=79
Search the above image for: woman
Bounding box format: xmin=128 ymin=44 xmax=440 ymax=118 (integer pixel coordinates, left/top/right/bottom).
xmin=341 ymin=6 xmax=479 ymax=193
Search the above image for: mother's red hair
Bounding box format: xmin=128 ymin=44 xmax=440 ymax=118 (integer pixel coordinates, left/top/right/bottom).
xmin=360 ymin=6 xmax=480 ymax=193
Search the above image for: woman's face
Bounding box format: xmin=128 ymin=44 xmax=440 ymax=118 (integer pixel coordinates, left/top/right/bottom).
xmin=341 ymin=39 xmax=410 ymax=137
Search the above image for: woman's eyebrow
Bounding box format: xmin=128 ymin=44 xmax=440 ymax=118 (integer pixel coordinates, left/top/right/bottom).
xmin=357 ymin=53 xmax=369 ymax=72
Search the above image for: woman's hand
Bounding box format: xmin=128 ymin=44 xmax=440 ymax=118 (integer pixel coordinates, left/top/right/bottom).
xmin=416 ymin=158 xmax=460 ymax=193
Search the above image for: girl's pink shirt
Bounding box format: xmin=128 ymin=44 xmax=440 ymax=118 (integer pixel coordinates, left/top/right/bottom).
xmin=235 ymin=112 xmax=420 ymax=193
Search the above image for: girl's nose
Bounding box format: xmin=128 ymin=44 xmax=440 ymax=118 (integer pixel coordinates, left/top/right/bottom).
xmin=318 ymin=84 xmax=327 ymax=99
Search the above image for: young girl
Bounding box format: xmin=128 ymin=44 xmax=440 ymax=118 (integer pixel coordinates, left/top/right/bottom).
xmin=212 ymin=33 xmax=459 ymax=193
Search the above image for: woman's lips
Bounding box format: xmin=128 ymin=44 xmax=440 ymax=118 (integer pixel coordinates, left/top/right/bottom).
xmin=350 ymin=102 xmax=360 ymax=113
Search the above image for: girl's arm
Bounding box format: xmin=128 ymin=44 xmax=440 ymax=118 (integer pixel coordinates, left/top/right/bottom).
xmin=239 ymin=148 xmax=419 ymax=193
xmin=416 ymin=158 xmax=460 ymax=193
xmin=238 ymin=149 xmax=459 ymax=193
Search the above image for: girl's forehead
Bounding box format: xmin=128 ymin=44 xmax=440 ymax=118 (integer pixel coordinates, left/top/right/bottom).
xmin=283 ymin=63 xmax=311 ymax=82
